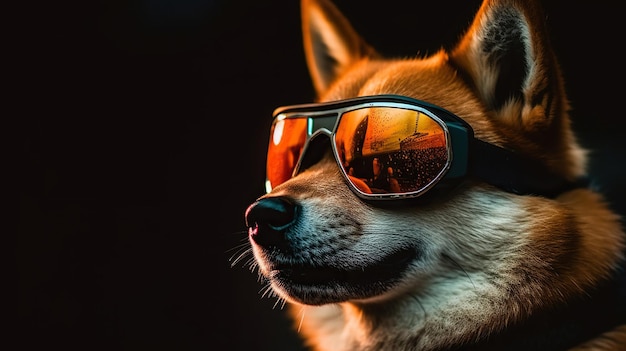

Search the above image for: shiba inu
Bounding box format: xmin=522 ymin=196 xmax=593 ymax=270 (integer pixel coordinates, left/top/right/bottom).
xmin=239 ymin=0 xmax=626 ymax=349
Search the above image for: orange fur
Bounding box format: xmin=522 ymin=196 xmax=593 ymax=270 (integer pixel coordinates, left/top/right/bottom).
xmin=243 ymin=0 xmax=626 ymax=349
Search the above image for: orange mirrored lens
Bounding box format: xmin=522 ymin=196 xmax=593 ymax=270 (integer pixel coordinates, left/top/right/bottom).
xmin=266 ymin=117 xmax=308 ymax=190
xmin=335 ymin=107 xmax=448 ymax=195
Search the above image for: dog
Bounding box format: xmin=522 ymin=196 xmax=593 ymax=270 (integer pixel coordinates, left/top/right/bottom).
xmin=240 ymin=0 xmax=626 ymax=349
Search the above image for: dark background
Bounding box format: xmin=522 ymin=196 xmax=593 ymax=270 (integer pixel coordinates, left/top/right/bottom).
xmin=20 ymin=1 xmax=625 ymax=350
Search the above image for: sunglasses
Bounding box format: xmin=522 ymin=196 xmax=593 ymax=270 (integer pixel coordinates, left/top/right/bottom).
xmin=266 ymin=95 xmax=584 ymax=200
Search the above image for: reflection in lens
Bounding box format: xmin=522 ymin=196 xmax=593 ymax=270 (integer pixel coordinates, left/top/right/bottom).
xmin=266 ymin=117 xmax=308 ymax=191
xmin=335 ymin=107 xmax=448 ymax=195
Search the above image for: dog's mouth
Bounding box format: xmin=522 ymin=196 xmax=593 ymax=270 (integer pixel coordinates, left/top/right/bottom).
xmin=266 ymin=248 xmax=418 ymax=305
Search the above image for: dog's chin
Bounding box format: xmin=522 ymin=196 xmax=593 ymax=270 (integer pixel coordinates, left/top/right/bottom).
xmin=266 ymin=248 xmax=418 ymax=305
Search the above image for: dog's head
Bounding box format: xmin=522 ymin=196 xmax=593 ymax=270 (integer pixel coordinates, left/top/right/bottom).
xmin=243 ymin=0 xmax=619 ymax=311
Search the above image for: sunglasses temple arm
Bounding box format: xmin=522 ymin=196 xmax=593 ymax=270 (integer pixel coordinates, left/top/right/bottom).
xmin=468 ymin=139 xmax=588 ymax=197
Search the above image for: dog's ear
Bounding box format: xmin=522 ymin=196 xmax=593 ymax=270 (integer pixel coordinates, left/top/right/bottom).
xmin=301 ymin=0 xmax=378 ymax=95
xmin=451 ymin=0 xmax=567 ymax=135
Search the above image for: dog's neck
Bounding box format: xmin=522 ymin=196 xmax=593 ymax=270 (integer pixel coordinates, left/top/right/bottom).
xmin=294 ymin=268 xmax=626 ymax=351
xmin=460 ymin=268 xmax=626 ymax=351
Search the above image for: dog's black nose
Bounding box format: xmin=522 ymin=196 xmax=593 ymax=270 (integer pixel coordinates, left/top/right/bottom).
xmin=245 ymin=197 xmax=297 ymax=248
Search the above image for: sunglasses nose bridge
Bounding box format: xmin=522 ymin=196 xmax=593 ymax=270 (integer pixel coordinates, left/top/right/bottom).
xmin=293 ymin=130 xmax=337 ymax=176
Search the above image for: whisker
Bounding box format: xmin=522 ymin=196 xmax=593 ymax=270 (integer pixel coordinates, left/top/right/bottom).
xmin=224 ymin=239 xmax=249 ymax=255
xmin=297 ymin=306 xmax=307 ymax=333
xmin=225 ymin=229 xmax=258 ymax=271
xmin=245 ymin=258 xmax=258 ymax=272
xmin=272 ymin=296 xmax=288 ymax=310
xmin=260 ymin=282 xmax=275 ymax=299
xmin=229 ymin=246 xmax=253 ymax=268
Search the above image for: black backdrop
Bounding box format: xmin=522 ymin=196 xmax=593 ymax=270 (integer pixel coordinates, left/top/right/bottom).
xmin=20 ymin=1 xmax=625 ymax=350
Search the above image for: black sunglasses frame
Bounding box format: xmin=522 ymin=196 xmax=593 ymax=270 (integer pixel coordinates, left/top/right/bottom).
xmin=269 ymin=95 xmax=586 ymax=200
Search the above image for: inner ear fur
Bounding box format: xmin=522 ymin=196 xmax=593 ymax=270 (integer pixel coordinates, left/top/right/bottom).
xmin=450 ymin=0 xmax=567 ymax=136
xmin=301 ymin=0 xmax=378 ymax=96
